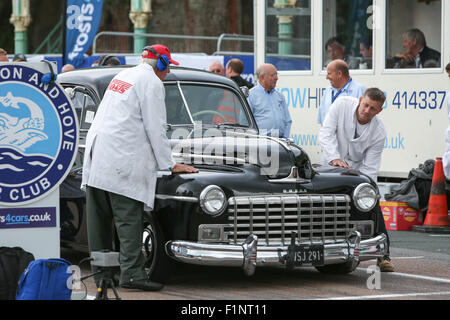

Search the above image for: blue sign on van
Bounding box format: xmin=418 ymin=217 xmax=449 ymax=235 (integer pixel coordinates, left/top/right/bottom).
xmin=0 ymin=64 xmax=78 ymax=205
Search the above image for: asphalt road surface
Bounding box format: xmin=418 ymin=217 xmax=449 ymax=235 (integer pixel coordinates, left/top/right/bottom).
xmin=62 ymin=229 xmax=450 ymax=304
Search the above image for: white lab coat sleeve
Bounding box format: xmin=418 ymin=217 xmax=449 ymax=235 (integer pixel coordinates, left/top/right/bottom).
xmin=138 ymin=80 xmax=175 ymax=170
xmin=443 ymin=124 xmax=450 ymax=180
xmin=319 ymin=101 xmax=341 ymax=163
xmin=447 ymin=93 xmax=450 ymax=121
xmin=317 ymin=89 xmax=329 ymax=125
xmin=357 ymin=133 xmax=385 ymax=181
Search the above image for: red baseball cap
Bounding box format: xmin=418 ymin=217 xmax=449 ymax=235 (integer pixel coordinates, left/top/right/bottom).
xmin=142 ymin=44 xmax=179 ymax=65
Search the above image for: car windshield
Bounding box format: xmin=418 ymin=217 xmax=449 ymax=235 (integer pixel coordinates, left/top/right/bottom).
xmin=165 ymin=84 xmax=250 ymax=127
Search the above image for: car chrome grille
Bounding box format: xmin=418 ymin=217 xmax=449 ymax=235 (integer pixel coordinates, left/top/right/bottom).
xmin=226 ymin=194 xmax=352 ymax=246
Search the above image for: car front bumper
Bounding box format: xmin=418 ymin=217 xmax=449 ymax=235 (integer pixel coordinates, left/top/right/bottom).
xmin=166 ymin=231 xmax=388 ymax=276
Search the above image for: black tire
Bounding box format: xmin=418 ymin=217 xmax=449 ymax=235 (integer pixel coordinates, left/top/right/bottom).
xmin=315 ymin=260 xmax=360 ymax=275
xmin=142 ymin=216 xmax=173 ymax=283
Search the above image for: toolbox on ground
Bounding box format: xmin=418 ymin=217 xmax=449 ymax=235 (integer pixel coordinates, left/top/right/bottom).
xmin=380 ymin=201 xmax=424 ymax=231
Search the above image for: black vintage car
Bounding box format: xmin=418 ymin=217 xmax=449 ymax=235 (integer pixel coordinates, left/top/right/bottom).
xmin=58 ymin=65 xmax=387 ymax=282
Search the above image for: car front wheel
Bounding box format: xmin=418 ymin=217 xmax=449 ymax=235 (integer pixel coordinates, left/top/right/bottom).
xmin=142 ymin=216 xmax=173 ymax=283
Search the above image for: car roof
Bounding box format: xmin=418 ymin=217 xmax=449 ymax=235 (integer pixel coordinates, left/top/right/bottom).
xmin=57 ymin=65 xmax=241 ymax=97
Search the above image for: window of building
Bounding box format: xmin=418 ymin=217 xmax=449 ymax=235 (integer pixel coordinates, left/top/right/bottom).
xmin=322 ymin=0 xmax=374 ymax=70
xmin=265 ymin=0 xmax=312 ymax=71
xmin=385 ymin=0 xmax=441 ymax=69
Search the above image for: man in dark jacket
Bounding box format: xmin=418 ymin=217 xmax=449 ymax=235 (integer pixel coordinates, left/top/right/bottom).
xmin=225 ymin=58 xmax=254 ymax=89
xmin=394 ymin=28 xmax=440 ymax=68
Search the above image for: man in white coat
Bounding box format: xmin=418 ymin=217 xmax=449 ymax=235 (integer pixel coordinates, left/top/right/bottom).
xmin=443 ymin=63 xmax=450 ymax=178
xmin=319 ymin=87 xmax=394 ymax=272
xmin=319 ymin=88 xmax=386 ymax=181
xmin=81 ymin=44 xmax=198 ymax=291
xmin=440 ymin=63 xmax=450 ymax=223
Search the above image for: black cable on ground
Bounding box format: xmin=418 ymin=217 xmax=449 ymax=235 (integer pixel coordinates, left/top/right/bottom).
xmin=74 ymin=257 xmax=94 ymax=300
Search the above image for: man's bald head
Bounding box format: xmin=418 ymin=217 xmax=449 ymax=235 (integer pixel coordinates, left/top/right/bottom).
xmin=326 ymin=59 xmax=350 ymax=90
xmin=256 ymin=63 xmax=279 ymax=92
xmin=61 ymin=64 xmax=75 ymax=73
xmin=328 ymin=59 xmax=350 ymax=78
xmin=209 ymin=61 xmax=225 ymax=75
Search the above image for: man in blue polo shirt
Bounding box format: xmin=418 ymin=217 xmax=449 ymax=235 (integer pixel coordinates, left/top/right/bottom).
xmin=318 ymin=59 xmax=366 ymax=126
xmin=248 ymin=63 xmax=292 ymax=139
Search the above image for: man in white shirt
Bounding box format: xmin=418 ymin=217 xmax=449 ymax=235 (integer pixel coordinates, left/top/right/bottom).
xmin=317 ymin=59 xmax=366 ymax=126
xmin=443 ymin=63 xmax=450 ymax=179
xmin=82 ymin=44 xmax=197 ymax=291
xmin=319 ymin=88 xmax=394 ymax=272
xmin=248 ymin=63 xmax=292 ymax=138
xmin=446 ymin=63 xmax=450 ymax=119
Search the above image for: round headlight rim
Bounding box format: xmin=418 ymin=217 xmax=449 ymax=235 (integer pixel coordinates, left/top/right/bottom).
xmin=199 ymin=185 xmax=227 ymax=217
xmin=353 ymin=183 xmax=379 ymax=213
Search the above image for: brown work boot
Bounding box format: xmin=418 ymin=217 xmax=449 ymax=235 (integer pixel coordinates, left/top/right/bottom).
xmin=377 ymin=256 xmax=395 ymax=272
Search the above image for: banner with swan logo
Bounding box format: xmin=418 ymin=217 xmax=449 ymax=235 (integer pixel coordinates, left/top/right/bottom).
xmin=0 ymin=64 xmax=78 ymax=206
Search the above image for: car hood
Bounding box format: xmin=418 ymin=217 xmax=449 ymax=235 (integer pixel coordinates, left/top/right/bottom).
xmin=168 ymin=128 xmax=299 ymax=179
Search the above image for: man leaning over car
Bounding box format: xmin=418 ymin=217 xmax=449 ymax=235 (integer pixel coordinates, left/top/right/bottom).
xmin=319 ymin=88 xmax=394 ymax=272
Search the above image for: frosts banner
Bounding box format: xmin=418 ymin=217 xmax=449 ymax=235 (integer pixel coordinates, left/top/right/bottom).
xmin=65 ymin=0 xmax=104 ymax=68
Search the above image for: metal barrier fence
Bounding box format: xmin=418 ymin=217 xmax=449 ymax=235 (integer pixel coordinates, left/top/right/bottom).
xmin=93 ymin=31 xmax=312 ymax=65
xmin=93 ymin=31 xmax=255 ymax=55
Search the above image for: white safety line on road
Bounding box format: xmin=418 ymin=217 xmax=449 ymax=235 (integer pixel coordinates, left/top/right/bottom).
xmin=314 ymin=291 xmax=450 ymax=300
xmin=357 ymin=267 xmax=450 ymax=284
xmin=390 ymin=256 xmax=425 ymax=260
xmin=384 ymin=271 xmax=450 ymax=284
xmin=428 ymin=234 xmax=450 ymax=237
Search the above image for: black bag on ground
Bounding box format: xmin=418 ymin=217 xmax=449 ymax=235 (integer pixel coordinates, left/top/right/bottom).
xmin=0 ymin=247 xmax=35 ymax=300
xmin=384 ymin=159 xmax=450 ymax=219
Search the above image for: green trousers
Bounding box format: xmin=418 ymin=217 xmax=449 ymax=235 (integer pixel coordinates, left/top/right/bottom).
xmin=86 ymin=186 xmax=147 ymax=285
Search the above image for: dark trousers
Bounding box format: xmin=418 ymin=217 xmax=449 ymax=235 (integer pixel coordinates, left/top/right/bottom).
xmin=376 ymin=205 xmax=390 ymax=256
xmin=86 ymin=186 xmax=147 ymax=285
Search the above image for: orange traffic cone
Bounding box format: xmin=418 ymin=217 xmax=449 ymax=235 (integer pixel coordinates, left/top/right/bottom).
xmin=423 ymin=158 xmax=450 ymax=227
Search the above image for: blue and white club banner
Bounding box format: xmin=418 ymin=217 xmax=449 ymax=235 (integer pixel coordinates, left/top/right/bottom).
xmin=65 ymin=0 xmax=104 ymax=68
xmin=0 ymin=63 xmax=79 ymax=206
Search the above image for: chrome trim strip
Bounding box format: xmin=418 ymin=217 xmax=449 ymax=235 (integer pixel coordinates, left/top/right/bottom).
xmin=176 ymin=81 xmax=195 ymax=124
xmin=232 ymin=130 xmax=292 ymax=152
xmin=173 ymin=152 xmax=246 ymax=164
xmin=268 ymin=167 xmax=311 ymax=184
xmin=155 ymin=194 xmax=199 ymax=203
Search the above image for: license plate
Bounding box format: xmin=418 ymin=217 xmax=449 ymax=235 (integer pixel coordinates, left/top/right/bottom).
xmin=288 ymin=244 xmax=324 ymax=266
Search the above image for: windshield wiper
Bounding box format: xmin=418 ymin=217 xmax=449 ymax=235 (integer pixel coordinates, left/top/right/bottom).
xmin=215 ymin=122 xmax=249 ymax=129
xmin=166 ymin=123 xmax=194 ymax=131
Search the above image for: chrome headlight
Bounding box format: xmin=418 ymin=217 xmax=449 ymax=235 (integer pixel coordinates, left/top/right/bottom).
xmin=353 ymin=183 xmax=378 ymax=212
xmin=199 ymin=185 xmax=227 ymax=216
